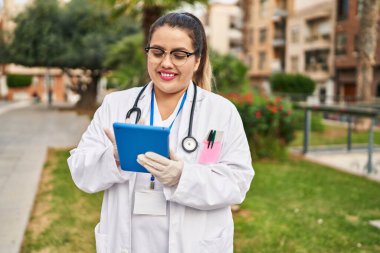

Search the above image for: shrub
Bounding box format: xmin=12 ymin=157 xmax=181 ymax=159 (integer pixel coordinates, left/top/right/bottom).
xmin=225 ymin=91 xmax=297 ymax=160
xmin=270 ymin=73 xmax=316 ymax=101
xmin=210 ymin=50 xmax=249 ymax=93
xmin=7 ymin=74 xmax=33 ymax=88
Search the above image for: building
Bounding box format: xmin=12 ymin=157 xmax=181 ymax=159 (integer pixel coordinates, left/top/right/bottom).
xmin=204 ymin=1 xmax=243 ymax=57
xmin=243 ymin=0 xmax=294 ymax=90
xmin=286 ymin=0 xmax=336 ymax=104
xmin=335 ymin=0 xmax=380 ymax=102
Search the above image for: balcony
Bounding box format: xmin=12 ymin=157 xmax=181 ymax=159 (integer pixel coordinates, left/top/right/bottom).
xmin=271 ymin=59 xmax=283 ymax=72
xmin=305 ymin=63 xmax=330 ymax=81
xmin=273 ymin=8 xmax=288 ymax=22
xmin=273 ymin=38 xmax=285 ymax=47
xmin=273 ymin=31 xmax=286 ymax=47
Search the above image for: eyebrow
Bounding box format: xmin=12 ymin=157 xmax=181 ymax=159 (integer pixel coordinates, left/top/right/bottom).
xmin=150 ymin=44 xmax=192 ymax=52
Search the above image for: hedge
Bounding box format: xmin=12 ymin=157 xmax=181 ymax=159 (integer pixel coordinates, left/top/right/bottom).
xmin=7 ymin=74 xmax=33 ymax=88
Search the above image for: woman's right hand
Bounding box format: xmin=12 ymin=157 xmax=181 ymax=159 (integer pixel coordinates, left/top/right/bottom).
xmin=104 ymin=119 xmax=145 ymax=167
xmin=104 ymin=128 xmax=120 ymax=167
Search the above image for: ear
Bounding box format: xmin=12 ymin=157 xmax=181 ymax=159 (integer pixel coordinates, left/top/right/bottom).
xmin=193 ymin=56 xmax=201 ymax=73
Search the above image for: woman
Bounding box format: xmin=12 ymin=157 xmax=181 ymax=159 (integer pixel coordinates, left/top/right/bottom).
xmin=68 ymin=12 xmax=254 ymax=253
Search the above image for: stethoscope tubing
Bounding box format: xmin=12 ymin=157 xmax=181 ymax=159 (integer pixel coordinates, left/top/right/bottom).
xmin=125 ymin=82 xmax=198 ymax=153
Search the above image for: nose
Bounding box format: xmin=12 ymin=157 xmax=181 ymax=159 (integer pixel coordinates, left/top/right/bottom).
xmin=161 ymin=53 xmax=174 ymax=68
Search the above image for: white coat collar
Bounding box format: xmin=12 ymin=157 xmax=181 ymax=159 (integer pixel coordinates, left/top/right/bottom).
xmin=137 ymin=81 xmax=206 ymax=103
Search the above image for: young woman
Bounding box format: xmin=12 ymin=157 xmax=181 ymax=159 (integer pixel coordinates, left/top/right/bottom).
xmin=68 ymin=12 xmax=254 ymax=253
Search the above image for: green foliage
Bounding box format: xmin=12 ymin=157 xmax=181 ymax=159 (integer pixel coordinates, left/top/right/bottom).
xmin=7 ymin=74 xmax=33 ymax=88
xmin=210 ymin=50 xmax=249 ymax=93
xmin=292 ymin=110 xmax=325 ymax=133
xmin=227 ymin=91 xmax=297 ymax=159
xmin=0 ymin=30 xmax=9 ymax=64
xmin=9 ymin=0 xmax=139 ymax=70
xmin=105 ymin=33 xmax=147 ymax=89
xmin=9 ymin=0 xmax=64 ymax=67
xmin=270 ymin=73 xmax=316 ymax=101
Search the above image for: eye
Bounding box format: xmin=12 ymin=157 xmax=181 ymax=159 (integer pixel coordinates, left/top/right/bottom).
xmin=172 ymin=51 xmax=188 ymax=60
xmin=150 ymin=48 xmax=164 ymax=57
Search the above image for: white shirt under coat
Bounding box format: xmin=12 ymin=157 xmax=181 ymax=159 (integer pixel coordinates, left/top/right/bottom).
xmin=67 ymin=81 xmax=254 ymax=253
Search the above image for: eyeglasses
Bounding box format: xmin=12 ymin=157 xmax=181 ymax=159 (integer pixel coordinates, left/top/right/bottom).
xmin=144 ymin=46 xmax=196 ymax=67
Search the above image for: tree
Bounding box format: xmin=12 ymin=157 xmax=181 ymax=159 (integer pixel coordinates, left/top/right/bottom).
xmin=210 ymin=50 xmax=249 ymax=94
xmin=356 ymin=0 xmax=380 ymax=102
xmin=106 ymin=0 xmax=208 ymax=45
xmin=9 ymin=0 xmax=138 ymax=108
xmin=104 ymin=33 xmax=147 ymax=89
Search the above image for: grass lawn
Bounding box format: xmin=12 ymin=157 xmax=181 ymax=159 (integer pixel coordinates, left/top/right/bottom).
xmin=21 ymin=149 xmax=103 ymax=253
xmin=290 ymin=124 xmax=380 ymax=147
xmin=22 ymin=149 xmax=380 ymax=252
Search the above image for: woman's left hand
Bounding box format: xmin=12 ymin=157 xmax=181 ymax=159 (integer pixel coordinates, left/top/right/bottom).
xmin=137 ymin=150 xmax=183 ymax=187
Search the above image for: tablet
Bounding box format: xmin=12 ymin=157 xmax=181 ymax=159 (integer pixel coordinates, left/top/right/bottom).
xmin=113 ymin=122 xmax=170 ymax=173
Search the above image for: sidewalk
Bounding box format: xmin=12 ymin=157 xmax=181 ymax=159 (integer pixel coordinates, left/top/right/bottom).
xmin=291 ymin=147 xmax=380 ymax=183
xmin=0 ymin=103 xmax=89 ymax=253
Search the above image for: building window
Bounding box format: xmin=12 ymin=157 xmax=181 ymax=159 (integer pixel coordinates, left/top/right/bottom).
xmin=259 ymin=0 xmax=268 ymax=17
xmin=305 ymin=49 xmax=329 ymax=72
xmin=259 ymin=28 xmax=267 ymax=43
xmin=291 ymin=27 xmax=300 ymax=43
xmin=291 ymin=56 xmax=299 ymax=72
xmin=259 ymin=51 xmax=266 ymax=70
xmin=337 ymin=0 xmax=349 ymax=21
xmin=336 ymin=32 xmax=347 ymax=55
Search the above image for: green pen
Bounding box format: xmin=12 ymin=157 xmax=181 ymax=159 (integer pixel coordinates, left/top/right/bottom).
xmin=211 ymin=130 xmax=216 ymax=148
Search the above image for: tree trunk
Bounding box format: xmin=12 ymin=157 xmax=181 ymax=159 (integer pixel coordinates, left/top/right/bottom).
xmin=76 ymin=70 xmax=101 ymax=109
xmin=356 ymin=0 xmax=379 ymax=102
xmin=142 ymin=5 xmax=165 ymax=46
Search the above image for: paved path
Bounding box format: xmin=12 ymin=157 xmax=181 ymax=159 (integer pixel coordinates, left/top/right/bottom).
xmin=304 ymin=150 xmax=380 ymax=183
xmin=0 ymin=103 xmax=89 ymax=253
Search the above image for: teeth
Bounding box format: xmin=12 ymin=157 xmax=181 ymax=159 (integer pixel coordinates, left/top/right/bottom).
xmin=161 ymin=73 xmax=175 ymax=77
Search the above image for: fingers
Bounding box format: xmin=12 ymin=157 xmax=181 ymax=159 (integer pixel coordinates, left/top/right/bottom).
xmin=169 ymin=149 xmax=180 ymax=161
xmin=104 ymin=128 xmax=116 ymax=144
xmin=137 ymin=154 xmax=166 ymax=172
xmin=145 ymin=152 xmax=170 ymax=166
xmin=138 ymin=119 xmax=145 ymax=125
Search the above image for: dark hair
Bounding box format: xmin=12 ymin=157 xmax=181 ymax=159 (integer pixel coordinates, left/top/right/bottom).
xmin=147 ymin=12 xmax=212 ymax=91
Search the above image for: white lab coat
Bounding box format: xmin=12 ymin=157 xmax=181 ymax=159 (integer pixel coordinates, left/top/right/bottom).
xmin=67 ymin=82 xmax=254 ymax=253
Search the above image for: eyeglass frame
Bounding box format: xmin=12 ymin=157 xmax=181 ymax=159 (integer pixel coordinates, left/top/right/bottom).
xmin=144 ymin=46 xmax=198 ymax=66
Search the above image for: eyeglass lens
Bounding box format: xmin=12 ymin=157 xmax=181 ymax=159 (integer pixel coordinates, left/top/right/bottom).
xmin=147 ymin=48 xmax=190 ymax=66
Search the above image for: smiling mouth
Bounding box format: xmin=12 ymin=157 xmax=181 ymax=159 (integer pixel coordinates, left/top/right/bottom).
xmin=159 ymin=72 xmax=176 ymax=77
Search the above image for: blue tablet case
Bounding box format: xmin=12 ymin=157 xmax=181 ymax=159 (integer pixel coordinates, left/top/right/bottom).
xmin=113 ymin=122 xmax=170 ymax=173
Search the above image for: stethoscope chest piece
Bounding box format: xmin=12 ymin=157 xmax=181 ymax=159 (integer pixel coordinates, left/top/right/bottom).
xmin=182 ymin=136 xmax=198 ymax=153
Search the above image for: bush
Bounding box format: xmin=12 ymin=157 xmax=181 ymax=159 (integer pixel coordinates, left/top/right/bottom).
xmin=7 ymin=74 xmax=33 ymax=88
xmin=210 ymin=50 xmax=249 ymax=94
xmin=225 ymin=91 xmax=297 ymax=160
xmin=270 ymin=73 xmax=316 ymax=101
xmin=105 ymin=33 xmax=147 ymax=89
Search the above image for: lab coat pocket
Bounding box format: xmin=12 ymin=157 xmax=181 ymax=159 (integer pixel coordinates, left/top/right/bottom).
xmin=199 ymin=234 xmax=232 ymax=253
xmin=95 ymin=223 xmax=108 ymax=253
xmin=198 ymin=140 xmax=222 ymax=164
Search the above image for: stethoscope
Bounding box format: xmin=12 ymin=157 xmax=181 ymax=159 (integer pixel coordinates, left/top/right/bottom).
xmin=126 ymin=82 xmax=198 ymax=153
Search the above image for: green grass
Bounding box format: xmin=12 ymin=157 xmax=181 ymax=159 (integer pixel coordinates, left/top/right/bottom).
xmin=21 ymin=149 xmax=103 ymax=253
xmin=290 ymin=124 xmax=380 ymax=147
xmin=22 ymin=149 xmax=380 ymax=252
xmin=234 ymin=158 xmax=380 ymax=253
